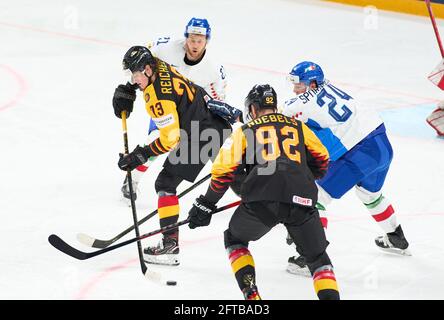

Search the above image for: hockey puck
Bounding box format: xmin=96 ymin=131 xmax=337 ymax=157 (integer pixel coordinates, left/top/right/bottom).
xmin=166 ymin=281 xmax=177 ymax=286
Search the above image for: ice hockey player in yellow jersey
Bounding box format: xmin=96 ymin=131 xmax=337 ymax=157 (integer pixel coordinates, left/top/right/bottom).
xmin=186 ymin=84 xmax=340 ymax=300
xmin=121 ymin=17 xmax=235 ymax=202
xmin=113 ymin=46 xmax=234 ymax=266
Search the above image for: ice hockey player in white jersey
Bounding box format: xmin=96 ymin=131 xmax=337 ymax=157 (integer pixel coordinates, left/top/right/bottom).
xmin=149 ymin=19 xmax=227 ymax=101
xmin=121 ymin=17 xmax=235 ymax=201
xmin=282 ymin=61 xmax=411 ymax=276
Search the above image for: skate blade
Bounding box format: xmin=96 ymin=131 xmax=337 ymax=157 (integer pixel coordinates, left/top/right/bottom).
xmin=144 ymin=254 xmax=180 ymax=266
xmin=286 ymin=264 xmax=312 ymax=277
xmin=378 ymin=246 xmax=412 ymax=256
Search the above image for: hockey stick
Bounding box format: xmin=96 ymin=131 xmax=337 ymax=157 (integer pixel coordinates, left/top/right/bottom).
xmin=77 ymin=173 xmax=211 ymax=248
xmin=121 ymin=111 xmax=148 ymax=275
xmin=426 ymin=0 xmax=444 ymax=58
xmin=48 ymin=200 xmax=241 ymax=260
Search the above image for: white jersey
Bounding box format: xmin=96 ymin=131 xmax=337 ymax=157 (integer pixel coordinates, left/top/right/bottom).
xmin=149 ymin=37 xmax=227 ymax=101
xmin=282 ymin=81 xmax=383 ymax=161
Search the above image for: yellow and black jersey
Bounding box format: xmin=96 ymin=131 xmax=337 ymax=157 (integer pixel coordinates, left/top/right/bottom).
xmin=205 ymin=113 xmax=329 ymax=205
xmin=142 ymin=58 xmax=226 ymax=158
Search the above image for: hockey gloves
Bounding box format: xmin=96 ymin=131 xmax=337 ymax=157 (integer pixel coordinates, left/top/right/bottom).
xmin=113 ymin=82 xmax=137 ymax=118
xmin=206 ymin=99 xmax=242 ymax=124
xmin=118 ymin=145 xmax=150 ymax=171
xmin=188 ymin=195 xmax=217 ymax=229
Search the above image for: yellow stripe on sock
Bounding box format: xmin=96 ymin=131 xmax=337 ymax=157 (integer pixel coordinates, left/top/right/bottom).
xmin=314 ymin=279 xmax=339 ymax=294
xmin=158 ymin=205 xmax=180 ymax=219
xmin=231 ymin=255 xmax=255 ymax=274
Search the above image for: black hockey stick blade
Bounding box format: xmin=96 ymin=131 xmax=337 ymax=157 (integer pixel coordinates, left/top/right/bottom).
xmin=49 ymin=233 xmax=135 ymax=260
xmin=50 ymin=200 xmax=241 ymax=261
xmin=48 ymin=234 xmax=89 ymax=260
xmin=77 ymin=173 xmax=211 ymax=249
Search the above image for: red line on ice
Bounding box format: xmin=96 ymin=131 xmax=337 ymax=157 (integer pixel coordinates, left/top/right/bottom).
xmin=75 ymin=210 xmax=443 ymax=298
xmin=0 ymin=64 xmax=28 ymax=112
xmin=74 ymin=234 xmax=221 ymax=299
xmin=74 ymin=258 xmax=138 ymax=300
xmin=0 ymin=21 xmax=439 ymax=105
xmin=6 ymin=20 xmax=439 ymax=298
xmin=0 ymin=21 xmax=127 ymax=48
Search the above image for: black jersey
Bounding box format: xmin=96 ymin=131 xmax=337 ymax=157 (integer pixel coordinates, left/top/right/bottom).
xmin=142 ymin=58 xmax=229 ymax=156
xmin=142 ymin=58 xmax=231 ymax=181
xmin=206 ymin=113 xmax=329 ymax=206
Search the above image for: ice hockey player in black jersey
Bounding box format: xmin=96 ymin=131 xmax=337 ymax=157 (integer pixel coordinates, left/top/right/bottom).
xmin=113 ymin=46 xmax=234 ymax=266
xmin=186 ymin=84 xmax=340 ymax=300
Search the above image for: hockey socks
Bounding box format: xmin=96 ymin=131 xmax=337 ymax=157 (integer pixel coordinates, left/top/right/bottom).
xmin=143 ymin=194 xmax=180 ymax=266
xmin=364 ymin=195 xmax=397 ymax=233
xmin=355 ymin=187 xmax=398 ymax=233
xmin=227 ymin=245 xmax=261 ymax=300
xmin=286 ymin=203 xmax=327 ymax=277
xmin=313 ymin=265 xmax=340 ymax=300
xmin=316 ymin=202 xmax=328 ymax=229
xmin=158 ymin=195 xmax=180 ymax=236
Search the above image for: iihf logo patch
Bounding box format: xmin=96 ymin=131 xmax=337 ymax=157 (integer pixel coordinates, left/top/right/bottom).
xmin=145 ymin=93 xmax=150 ymax=102
xmin=293 ymin=196 xmax=312 ymax=206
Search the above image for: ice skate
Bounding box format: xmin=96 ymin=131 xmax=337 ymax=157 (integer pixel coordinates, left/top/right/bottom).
xmin=143 ymin=234 xmax=180 ymax=266
xmin=121 ymin=176 xmax=138 ymax=205
xmin=286 ymin=255 xmax=311 ymax=277
xmin=375 ymin=225 xmax=411 ymax=256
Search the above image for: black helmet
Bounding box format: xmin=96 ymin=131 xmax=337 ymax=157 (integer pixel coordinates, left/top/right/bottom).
xmin=122 ymin=46 xmax=156 ymax=73
xmin=244 ymin=84 xmax=277 ymax=122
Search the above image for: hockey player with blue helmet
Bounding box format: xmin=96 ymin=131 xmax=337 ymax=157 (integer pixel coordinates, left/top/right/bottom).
xmin=184 ymin=17 xmax=212 ymax=39
xmin=282 ymin=61 xmax=411 ymax=276
xmin=288 ymin=61 xmax=325 ymax=87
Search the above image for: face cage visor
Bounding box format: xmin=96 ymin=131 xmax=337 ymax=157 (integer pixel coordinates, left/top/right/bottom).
xmin=286 ymin=73 xmax=312 ymax=86
xmin=186 ymin=26 xmax=208 ymax=37
xmin=124 ymin=67 xmax=150 ymax=86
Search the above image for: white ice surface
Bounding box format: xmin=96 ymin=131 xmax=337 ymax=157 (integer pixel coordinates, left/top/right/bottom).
xmin=0 ymin=0 xmax=443 ymax=300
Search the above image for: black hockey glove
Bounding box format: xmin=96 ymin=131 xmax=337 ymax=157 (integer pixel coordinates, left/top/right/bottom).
xmin=113 ymin=83 xmax=137 ymax=119
xmin=206 ymin=99 xmax=242 ymax=124
xmin=118 ymin=145 xmax=150 ymax=171
xmin=188 ymin=195 xmax=217 ymax=229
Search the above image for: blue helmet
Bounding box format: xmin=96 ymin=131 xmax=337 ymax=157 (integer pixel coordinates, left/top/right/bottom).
xmin=184 ymin=17 xmax=211 ymax=39
xmin=288 ymin=61 xmax=324 ymax=86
